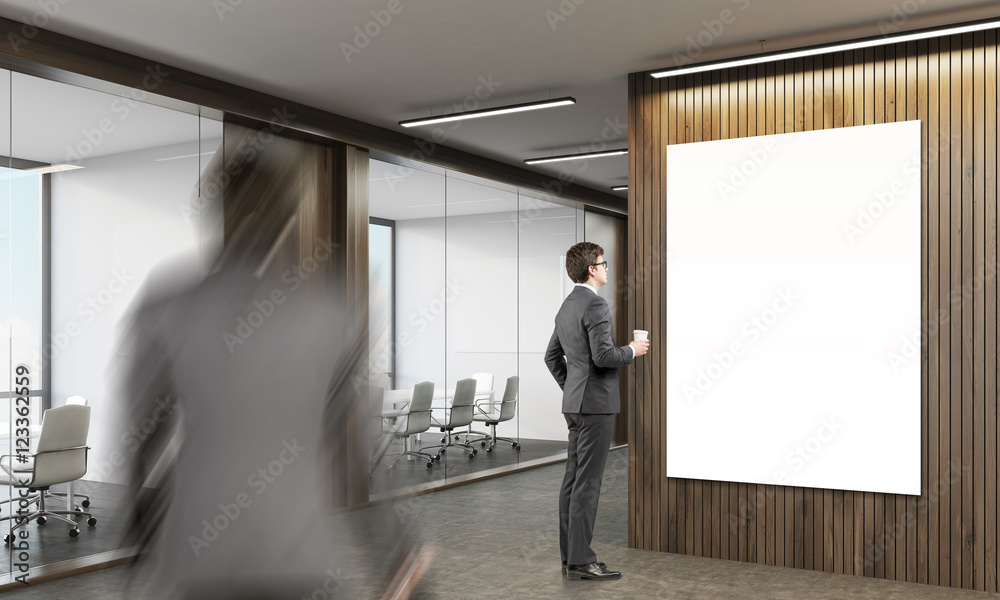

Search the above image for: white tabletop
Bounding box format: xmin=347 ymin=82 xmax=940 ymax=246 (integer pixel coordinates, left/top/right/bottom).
xmin=382 ymin=388 xmax=494 ymax=414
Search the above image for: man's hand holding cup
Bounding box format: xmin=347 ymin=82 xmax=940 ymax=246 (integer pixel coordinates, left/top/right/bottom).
xmin=630 ymin=329 xmax=650 ymax=357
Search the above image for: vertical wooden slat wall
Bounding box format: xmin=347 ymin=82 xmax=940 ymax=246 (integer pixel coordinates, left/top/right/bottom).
xmin=627 ymin=31 xmax=999 ymax=591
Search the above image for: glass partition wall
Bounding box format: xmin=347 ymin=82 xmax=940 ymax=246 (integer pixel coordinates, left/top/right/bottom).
xmin=368 ymin=155 xmax=592 ymax=494
xmin=0 ymin=62 xmax=625 ymax=574
xmin=0 ymin=68 xmax=222 ymax=582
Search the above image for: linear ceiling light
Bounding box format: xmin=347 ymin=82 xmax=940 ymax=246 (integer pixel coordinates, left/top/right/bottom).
xmin=524 ymin=148 xmax=627 ymax=165
xmin=651 ymin=17 xmax=1000 ymax=79
xmin=611 ymin=185 xmax=628 ymax=192
xmin=399 ymin=97 xmax=576 ymax=128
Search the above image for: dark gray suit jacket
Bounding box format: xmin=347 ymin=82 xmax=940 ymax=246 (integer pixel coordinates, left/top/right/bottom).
xmin=544 ymin=286 xmax=633 ymax=414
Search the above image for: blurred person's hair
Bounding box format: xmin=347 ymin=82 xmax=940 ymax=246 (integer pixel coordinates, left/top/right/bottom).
xmin=205 ymin=124 xmax=309 ymax=276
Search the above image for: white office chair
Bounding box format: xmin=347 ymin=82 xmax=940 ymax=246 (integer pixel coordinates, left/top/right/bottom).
xmin=0 ymin=404 xmax=97 ymax=541
xmin=423 ymin=378 xmax=479 ymax=459
xmin=44 ymin=395 xmax=93 ymax=511
xmin=381 ymin=382 xmax=438 ymax=469
xmin=460 ymin=372 xmax=494 ymax=443
xmin=469 ymin=375 xmax=520 ymax=452
xmin=472 ymin=373 xmax=494 ymax=400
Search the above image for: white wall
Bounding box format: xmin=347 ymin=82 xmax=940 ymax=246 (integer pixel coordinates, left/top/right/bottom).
xmin=49 ymin=138 xmax=221 ymax=483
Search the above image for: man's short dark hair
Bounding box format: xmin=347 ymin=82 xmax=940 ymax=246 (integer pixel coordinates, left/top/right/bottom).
xmin=565 ymin=242 xmax=604 ymax=284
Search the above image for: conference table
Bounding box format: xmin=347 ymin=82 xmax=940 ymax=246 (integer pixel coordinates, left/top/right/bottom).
xmin=382 ymin=387 xmax=495 ymax=415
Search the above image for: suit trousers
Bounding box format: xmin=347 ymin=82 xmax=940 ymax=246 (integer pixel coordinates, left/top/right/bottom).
xmin=559 ymin=412 xmax=615 ymax=565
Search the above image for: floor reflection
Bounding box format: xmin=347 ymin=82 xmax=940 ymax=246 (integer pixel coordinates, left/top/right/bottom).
xmin=0 ymin=480 xmax=129 ymax=576
xmin=369 ymin=437 xmax=566 ymax=496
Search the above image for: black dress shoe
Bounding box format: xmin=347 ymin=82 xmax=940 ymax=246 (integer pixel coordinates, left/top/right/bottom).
xmin=562 ymin=561 xmax=605 ymax=574
xmin=565 ymin=562 xmax=621 ymax=580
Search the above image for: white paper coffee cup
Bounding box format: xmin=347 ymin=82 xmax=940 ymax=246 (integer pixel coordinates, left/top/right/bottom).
xmin=633 ymin=329 xmax=648 ymax=341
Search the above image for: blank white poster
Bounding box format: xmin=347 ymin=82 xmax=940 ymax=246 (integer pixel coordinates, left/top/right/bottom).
xmin=665 ymin=121 xmax=921 ymax=495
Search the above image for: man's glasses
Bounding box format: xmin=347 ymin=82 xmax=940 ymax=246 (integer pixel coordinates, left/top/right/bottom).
xmin=591 ymin=261 xmax=608 ymax=270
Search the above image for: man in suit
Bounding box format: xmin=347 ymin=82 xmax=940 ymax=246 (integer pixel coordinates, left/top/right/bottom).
xmin=544 ymin=242 xmax=649 ymax=581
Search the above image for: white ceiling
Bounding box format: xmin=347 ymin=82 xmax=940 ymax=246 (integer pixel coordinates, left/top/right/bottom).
xmin=0 ymin=0 xmax=996 ymax=197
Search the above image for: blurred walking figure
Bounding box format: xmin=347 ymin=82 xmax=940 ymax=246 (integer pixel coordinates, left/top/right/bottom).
xmin=118 ymin=126 xmax=430 ymax=599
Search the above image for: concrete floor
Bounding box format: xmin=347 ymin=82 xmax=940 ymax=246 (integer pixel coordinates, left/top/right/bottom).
xmin=5 ymin=450 xmax=999 ymax=599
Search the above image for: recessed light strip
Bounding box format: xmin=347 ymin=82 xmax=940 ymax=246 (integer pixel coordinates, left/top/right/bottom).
xmin=651 ymin=17 xmax=1000 ymax=79
xmin=399 ymin=97 xmax=576 ymax=128
xmin=611 ymin=185 xmax=628 ymax=191
xmin=524 ymin=148 xmax=627 ymax=165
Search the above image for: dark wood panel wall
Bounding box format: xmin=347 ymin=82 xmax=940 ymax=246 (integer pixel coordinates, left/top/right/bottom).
xmin=627 ymin=30 xmax=999 ymax=590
